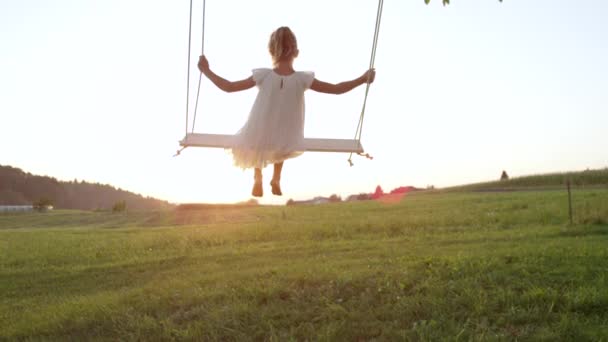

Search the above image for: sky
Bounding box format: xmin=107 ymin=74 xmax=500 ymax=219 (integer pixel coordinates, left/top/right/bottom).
xmin=1 ymin=0 xmax=607 ymax=205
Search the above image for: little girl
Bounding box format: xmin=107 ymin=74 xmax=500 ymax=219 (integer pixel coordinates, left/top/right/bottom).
xmin=198 ymin=26 xmax=375 ymax=197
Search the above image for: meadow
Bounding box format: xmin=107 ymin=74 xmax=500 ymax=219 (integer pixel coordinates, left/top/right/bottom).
xmin=1 ymin=187 xmax=608 ymax=340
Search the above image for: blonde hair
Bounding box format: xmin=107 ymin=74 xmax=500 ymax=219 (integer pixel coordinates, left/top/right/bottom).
xmin=268 ymin=26 xmax=298 ymax=65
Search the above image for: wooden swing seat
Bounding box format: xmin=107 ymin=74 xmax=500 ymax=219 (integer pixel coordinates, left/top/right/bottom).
xmin=180 ymin=133 xmax=364 ymax=153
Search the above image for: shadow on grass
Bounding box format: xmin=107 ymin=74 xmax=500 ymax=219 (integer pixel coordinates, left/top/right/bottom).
xmin=432 ymin=234 xmax=533 ymax=248
xmin=555 ymin=225 xmax=608 ymax=238
xmin=2 ymin=256 xmax=192 ymax=302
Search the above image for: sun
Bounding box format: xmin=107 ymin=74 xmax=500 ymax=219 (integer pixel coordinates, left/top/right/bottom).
xmin=172 ymin=150 xmax=258 ymax=204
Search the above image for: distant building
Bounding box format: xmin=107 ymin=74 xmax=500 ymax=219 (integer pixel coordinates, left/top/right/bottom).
xmin=346 ymin=193 xmax=372 ymax=202
xmin=345 ymin=195 xmax=360 ymax=202
xmin=311 ymin=197 xmax=330 ymax=205
xmin=0 ymin=205 xmax=34 ymax=213
xmin=288 ymin=197 xmax=330 ymax=205
xmin=0 ymin=205 xmax=53 ymax=213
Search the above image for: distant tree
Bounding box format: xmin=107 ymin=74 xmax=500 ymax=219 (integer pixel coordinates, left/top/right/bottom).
xmin=501 ymin=170 xmax=509 ymax=181
xmin=286 ymin=199 xmax=295 ymax=206
xmin=33 ymin=197 xmax=53 ymax=212
xmin=0 ymin=165 xmax=173 ymax=210
xmin=372 ymin=185 xmax=384 ymax=200
xmin=0 ymin=189 xmax=28 ymax=205
xmin=112 ymin=200 xmax=127 ymax=213
xmin=357 ymin=193 xmax=372 ymax=201
xmin=328 ymin=194 xmax=342 ymax=203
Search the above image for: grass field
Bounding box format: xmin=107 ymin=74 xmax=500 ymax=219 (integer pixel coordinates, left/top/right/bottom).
xmin=1 ymin=189 xmax=608 ymax=340
xmin=443 ymin=168 xmax=608 ymax=193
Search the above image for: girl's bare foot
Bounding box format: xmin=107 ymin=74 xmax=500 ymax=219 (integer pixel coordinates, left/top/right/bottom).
xmin=270 ymin=179 xmax=282 ymax=196
xmin=252 ymin=181 xmax=263 ymax=197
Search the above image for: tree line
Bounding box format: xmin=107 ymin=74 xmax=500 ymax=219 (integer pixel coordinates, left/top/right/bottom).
xmin=0 ymin=165 xmax=172 ymax=211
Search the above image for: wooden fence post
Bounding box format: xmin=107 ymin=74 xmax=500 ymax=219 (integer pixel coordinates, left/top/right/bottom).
xmin=567 ymin=179 xmax=573 ymax=225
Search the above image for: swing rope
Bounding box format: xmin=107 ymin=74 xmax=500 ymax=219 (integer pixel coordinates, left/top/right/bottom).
xmin=176 ymin=0 xmax=206 ymax=157
xmin=348 ymin=0 xmax=384 ymax=167
xmin=190 ymin=0 xmax=206 ymax=134
xmin=184 ymin=0 xmax=194 ymax=136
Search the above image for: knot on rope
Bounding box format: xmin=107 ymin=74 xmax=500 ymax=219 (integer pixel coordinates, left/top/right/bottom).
xmin=358 ymin=152 xmax=373 ymax=160
xmin=174 ymin=146 xmax=187 ymax=157
xmin=347 ymin=151 xmax=373 ymax=167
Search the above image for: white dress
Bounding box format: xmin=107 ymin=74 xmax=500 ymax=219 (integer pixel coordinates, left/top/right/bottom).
xmin=231 ymin=68 xmax=315 ymax=169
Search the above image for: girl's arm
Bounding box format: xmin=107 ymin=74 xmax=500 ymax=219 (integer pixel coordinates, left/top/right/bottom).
xmin=310 ymin=69 xmax=376 ymax=95
xmin=198 ymin=55 xmax=255 ymax=93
